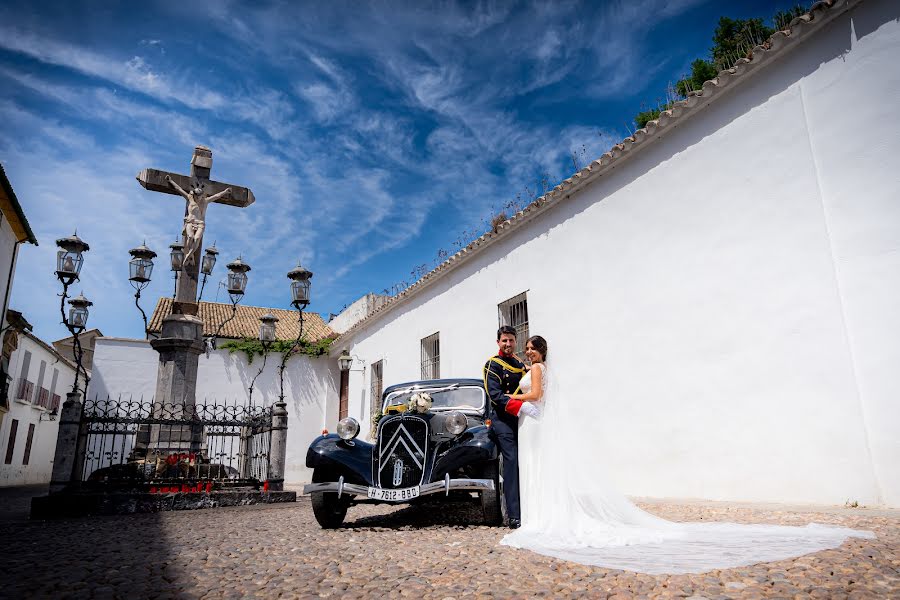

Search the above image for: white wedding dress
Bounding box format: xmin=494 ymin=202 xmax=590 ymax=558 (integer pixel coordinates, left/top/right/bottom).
xmin=501 ymin=363 xmax=874 ymax=574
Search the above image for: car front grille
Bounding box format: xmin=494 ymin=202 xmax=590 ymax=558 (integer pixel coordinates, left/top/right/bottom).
xmin=375 ymin=415 xmax=428 ymax=489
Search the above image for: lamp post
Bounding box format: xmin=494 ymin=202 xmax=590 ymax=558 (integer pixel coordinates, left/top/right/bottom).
xmin=248 ymin=313 xmax=278 ymax=409
xmin=278 ymin=261 xmax=313 ymax=404
xmin=205 ymin=257 xmax=251 ymax=357
xmin=128 ymin=242 xmax=157 ymax=338
xmin=55 ymin=233 xmax=91 ymax=394
xmin=269 ymin=261 xmax=312 ymax=492
xmin=49 ymin=233 xmax=91 ymax=493
xmin=198 ymin=243 xmax=218 ymax=301
xmin=168 ymin=240 xmax=184 ymax=298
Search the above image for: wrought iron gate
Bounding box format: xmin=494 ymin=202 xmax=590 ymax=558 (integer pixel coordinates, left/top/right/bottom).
xmin=77 ymin=396 xmax=274 ymax=490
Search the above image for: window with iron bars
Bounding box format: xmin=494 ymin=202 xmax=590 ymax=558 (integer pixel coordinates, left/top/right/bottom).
xmin=369 ymin=360 xmax=384 ymax=437
xmin=498 ymin=292 xmax=529 ymax=358
xmin=420 ymin=332 xmax=440 ymax=380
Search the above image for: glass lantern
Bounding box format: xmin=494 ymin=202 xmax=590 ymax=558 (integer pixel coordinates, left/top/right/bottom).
xmin=67 ymin=292 xmax=93 ymax=333
xmin=338 ymin=350 xmax=352 ymax=372
xmin=201 ymin=244 xmax=219 ymax=276
xmin=259 ymin=313 xmax=279 ymax=343
xmin=226 ymin=257 xmax=251 ymax=303
xmin=128 ymin=243 xmax=157 ymax=289
xmin=169 ymin=240 xmax=185 ymax=272
xmin=55 ymin=233 xmax=90 ymax=284
xmin=287 ymin=261 xmax=313 ymax=309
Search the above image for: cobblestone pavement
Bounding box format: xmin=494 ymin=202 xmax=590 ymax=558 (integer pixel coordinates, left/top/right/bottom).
xmin=2 ymin=493 xmax=897 ymax=599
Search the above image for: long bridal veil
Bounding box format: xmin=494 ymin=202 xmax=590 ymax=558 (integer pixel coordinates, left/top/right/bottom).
xmin=501 ymin=363 xmax=874 ymax=574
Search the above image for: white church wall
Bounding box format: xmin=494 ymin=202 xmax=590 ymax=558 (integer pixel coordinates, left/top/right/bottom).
xmin=88 ymin=337 xmax=339 ymax=484
xmin=337 ymin=1 xmax=899 ymax=506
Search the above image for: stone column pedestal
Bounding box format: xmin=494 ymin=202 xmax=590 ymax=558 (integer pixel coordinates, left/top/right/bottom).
xmin=132 ymin=310 xmax=206 ymax=459
xmin=49 ymin=392 xmax=84 ymax=494
xmin=268 ymin=401 xmax=288 ymax=491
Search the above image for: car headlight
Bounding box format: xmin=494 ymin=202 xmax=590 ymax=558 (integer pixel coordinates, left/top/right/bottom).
xmin=336 ymin=417 xmax=360 ymax=440
xmin=445 ymin=411 xmax=467 ymax=435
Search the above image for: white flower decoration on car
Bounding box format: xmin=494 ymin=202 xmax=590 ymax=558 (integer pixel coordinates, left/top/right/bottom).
xmin=407 ymin=392 xmax=433 ymax=413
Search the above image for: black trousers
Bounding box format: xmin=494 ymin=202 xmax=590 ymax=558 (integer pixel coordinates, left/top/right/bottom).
xmin=490 ymin=416 xmax=519 ymax=521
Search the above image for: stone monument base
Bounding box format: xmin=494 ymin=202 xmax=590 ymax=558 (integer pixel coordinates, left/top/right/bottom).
xmin=30 ymin=489 xmax=296 ymax=519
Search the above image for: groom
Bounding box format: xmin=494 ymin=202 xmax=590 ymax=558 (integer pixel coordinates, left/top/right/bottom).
xmin=483 ymin=326 xmax=538 ymax=529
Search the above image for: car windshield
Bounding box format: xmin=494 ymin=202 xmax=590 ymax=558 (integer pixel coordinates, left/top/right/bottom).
xmin=382 ymin=385 xmax=485 ymax=414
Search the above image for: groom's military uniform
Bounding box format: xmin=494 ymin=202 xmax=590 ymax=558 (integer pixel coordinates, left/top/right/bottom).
xmin=483 ymin=352 xmax=526 ymax=523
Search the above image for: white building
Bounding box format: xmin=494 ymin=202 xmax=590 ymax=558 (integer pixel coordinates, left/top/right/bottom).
xmin=0 ymin=313 xmax=77 ymax=486
xmin=87 ymin=299 xmax=340 ymax=484
xmin=331 ymin=0 xmax=900 ymax=507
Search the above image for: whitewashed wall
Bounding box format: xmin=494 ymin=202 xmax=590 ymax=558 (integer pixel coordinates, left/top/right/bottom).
xmin=88 ymin=337 xmax=340 ymax=484
xmin=0 ymin=333 xmax=76 ymax=486
xmin=337 ymin=1 xmax=900 ymax=507
xmin=0 ymin=217 xmax=19 ymax=325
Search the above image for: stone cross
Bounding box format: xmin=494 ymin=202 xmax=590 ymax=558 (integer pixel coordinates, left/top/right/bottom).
xmin=136 ymin=146 xmax=255 ymax=309
xmin=133 ymin=145 xmax=255 ymax=457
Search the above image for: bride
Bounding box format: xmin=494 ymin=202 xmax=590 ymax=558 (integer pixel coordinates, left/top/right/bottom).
xmin=500 ymin=335 xmax=874 ymax=574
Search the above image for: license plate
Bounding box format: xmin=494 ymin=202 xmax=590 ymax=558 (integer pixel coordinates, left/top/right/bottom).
xmin=367 ymin=486 xmax=420 ymax=502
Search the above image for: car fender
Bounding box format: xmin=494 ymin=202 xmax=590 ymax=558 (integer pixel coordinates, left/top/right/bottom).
xmin=431 ymin=425 xmax=497 ymax=480
xmin=306 ymin=434 xmax=374 ymax=487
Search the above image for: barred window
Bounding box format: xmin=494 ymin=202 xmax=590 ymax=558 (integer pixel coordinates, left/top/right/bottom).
xmin=420 ymin=332 xmax=440 ymax=380
xmin=370 ymin=360 xmax=384 ymax=422
xmin=498 ymin=292 xmax=529 ymax=357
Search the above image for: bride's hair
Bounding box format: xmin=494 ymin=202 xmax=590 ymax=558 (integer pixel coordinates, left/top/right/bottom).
xmin=526 ymin=335 xmax=548 ymax=361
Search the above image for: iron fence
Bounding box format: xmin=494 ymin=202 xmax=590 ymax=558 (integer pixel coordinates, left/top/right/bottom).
xmin=78 ymin=396 xmax=273 ymax=490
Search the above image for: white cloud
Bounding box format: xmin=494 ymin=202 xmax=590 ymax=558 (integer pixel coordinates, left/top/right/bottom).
xmin=0 ymin=25 xmax=227 ymax=110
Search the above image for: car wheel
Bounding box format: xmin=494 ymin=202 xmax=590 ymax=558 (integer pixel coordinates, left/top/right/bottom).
xmin=310 ymin=468 xmax=349 ymax=529
xmin=478 ymin=460 xmax=503 ymax=526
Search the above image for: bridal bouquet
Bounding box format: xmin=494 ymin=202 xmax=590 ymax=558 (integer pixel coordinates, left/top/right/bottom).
xmin=407 ymin=392 xmax=432 ymax=413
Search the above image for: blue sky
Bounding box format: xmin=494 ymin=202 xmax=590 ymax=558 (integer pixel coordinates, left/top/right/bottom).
xmin=0 ymin=0 xmax=801 ymax=342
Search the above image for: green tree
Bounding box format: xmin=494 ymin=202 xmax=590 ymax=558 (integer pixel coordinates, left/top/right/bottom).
xmin=675 ymin=58 xmax=719 ymax=96
xmin=632 ymin=5 xmax=809 ymax=130
xmin=711 ymin=16 xmax=774 ymax=68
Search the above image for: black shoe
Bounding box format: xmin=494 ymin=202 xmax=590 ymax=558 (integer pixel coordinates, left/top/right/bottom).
xmin=508 ymin=518 xmax=521 ymax=529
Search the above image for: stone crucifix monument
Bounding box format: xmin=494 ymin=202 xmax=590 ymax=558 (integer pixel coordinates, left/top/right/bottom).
xmin=132 ymin=146 xmax=255 ymax=458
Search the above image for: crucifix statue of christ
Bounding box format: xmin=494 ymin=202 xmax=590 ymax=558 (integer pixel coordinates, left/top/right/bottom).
xmin=133 ymin=145 xmax=255 ymax=457
xmin=136 ymin=145 xmax=255 ymax=309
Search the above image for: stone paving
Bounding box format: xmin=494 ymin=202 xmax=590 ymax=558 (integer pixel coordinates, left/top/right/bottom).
xmin=1 ymin=491 xmax=897 ymax=599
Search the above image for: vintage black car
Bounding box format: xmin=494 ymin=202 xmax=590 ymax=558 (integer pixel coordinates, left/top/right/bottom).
xmin=303 ymin=378 xmax=501 ymax=528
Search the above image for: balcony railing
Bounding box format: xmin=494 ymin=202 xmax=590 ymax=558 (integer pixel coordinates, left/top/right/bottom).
xmin=36 ymin=387 xmax=51 ymax=409
xmin=15 ymin=379 xmax=34 ymax=403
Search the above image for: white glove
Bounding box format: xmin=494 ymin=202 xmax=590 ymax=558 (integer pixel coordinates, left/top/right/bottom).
xmin=518 ymin=402 xmax=540 ymax=419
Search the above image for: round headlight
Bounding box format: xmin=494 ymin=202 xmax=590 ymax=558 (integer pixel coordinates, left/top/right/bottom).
xmin=336 ymin=417 xmax=360 ymax=440
xmin=445 ymin=411 xmax=467 ymax=436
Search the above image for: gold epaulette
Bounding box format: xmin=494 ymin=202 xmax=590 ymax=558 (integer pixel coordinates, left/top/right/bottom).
xmin=487 ymin=357 xmax=525 ymax=374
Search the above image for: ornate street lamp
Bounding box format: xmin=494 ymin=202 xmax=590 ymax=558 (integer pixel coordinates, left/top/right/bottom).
xmin=259 ymin=313 xmax=278 ymax=343
xmin=248 ymin=313 xmax=279 ymax=408
xmin=338 ymin=350 xmax=352 ymax=372
xmin=226 ymin=256 xmax=251 ymax=304
xmin=66 ymin=292 xmax=92 ymax=394
xmin=55 ymin=234 xmax=91 ymax=395
xmin=205 ymin=256 xmax=251 ymax=358
xmin=337 ymin=350 xmax=366 ymax=374
xmin=198 ymin=243 xmax=219 ymax=301
xmin=128 ymin=242 xmax=157 ymax=337
xmin=67 ymin=292 xmax=92 ymax=334
xmin=288 ymin=261 xmax=313 ymax=309
xmin=169 ymin=239 xmax=184 ymax=298
xmin=55 ymin=232 xmax=90 ymax=285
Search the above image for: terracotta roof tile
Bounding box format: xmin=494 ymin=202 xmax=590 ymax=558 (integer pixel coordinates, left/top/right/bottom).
xmin=147 ymin=298 xmax=334 ymax=342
